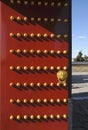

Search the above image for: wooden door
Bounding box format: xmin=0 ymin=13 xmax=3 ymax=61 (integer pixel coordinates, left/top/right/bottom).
xmin=0 ymin=0 xmax=71 ymax=130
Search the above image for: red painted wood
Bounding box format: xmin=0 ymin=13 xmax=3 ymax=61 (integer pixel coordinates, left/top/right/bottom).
xmin=0 ymin=1 xmax=70 ymax=130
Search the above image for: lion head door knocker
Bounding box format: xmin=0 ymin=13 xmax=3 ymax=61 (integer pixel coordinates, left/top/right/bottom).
xmin=57 ymin=70 xmax=68 ymax=84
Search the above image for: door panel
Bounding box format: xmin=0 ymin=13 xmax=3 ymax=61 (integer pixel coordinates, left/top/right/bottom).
xmin=0 ymin=0 xmax=71 ymax=130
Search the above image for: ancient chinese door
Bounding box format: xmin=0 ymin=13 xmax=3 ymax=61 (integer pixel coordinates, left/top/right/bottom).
xmin=0 ymin=0 xmax=71 ymax=130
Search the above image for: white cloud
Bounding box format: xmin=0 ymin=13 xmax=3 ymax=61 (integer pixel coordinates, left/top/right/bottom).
xmin=72 ymin=35 xmax=87 ymax=40
xmin=77 ymin=36 xmax=86 ymax=39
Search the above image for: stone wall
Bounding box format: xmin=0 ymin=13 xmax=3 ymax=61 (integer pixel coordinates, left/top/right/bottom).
xmin=72 ymin=62 xmax=88 ymax=72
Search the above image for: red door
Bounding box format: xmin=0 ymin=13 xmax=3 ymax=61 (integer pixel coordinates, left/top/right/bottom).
xmin=0 ymin=0 xmax=71 ymax=130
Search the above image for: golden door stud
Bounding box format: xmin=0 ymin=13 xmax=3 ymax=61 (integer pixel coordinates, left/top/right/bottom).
xmin=50 ymin=82 xmax=54 ymax=87
xmin=23 ymin=49 xmax=28 ymax=54
xmin=57 ymin=18 xmax=61 ymax=22
xmin=10 ymin=82 xmax=14 ymax=87
xmin=16 ymin=66 xmax=21 ymax=70
xmin=36 ymin=50 xmax=41 ymax=54
xmin=23 ymin=99 xmax=28 ymax=103
xmin=10 ymin=99 xmax=14 ymax=103
xmin=50 ymin=50 xmax=55 ymax=54
xmin=56 ymin=115 xmax=60 ymax=119
xmin=30 ymin=49 xmax=34 ymax=54
xmin=38 ymin=1 xmax=42 ymax=6
xmin=31 ymin=1 xmax=35 ymax=5
xmin=10 ymin=66 xmax=14 ymax=70
xmin=37 ymin=83 xmax=41 ymax=87
xmin=56 ymin=99 xmax=60 ymax=103
xmin=16 ymin=33 xmax=21 ymax=38
xmin=36 ymin=115 xmax=41 ymax=120
xmin=57 ymin=34 xmax=61 ymax=38
xmin=24 ymin=66 xmax=28 ymax=70
xmin=43 ymin=33 xmax=48 ymax=38
xmin=63 ymin=114 xmax=67 ymax=119
xmin=63 ymin=99 xmax=67 ymax=103
xmin=44 ymin=18 xmax=48 ymax=22
xmin=50 ymin=114 xmax=54 ymax=119
xmin=30 ymin=99 xmax=34 ymax=104
xmin=10 ymin=33 xmax=14 ymax=37
xmin=57 ymin=66 xmax=61 ymax=70
xmin=37 ymin=17 xmax=41 ymax=22
xmin=17 ymin=0 xmax=21 ymax=4
xmin=30 ymin=82 xmax=34 ymax=87
xmin=30 ymin=66 xmax=35 ymax=70
xmin=30 ymin=115 xmax=34 ymax=119
xmin=10 ymin=49 xmax=14 ymax=53
xmin=16 ymin=82 xmax=21 ymax=87
xmin=64 ymin=3 xmax=68 ymax=7
xmin=10 ymin=0 xmax=14 ymax=4
xmin=43 ymin=82 xmax=48 ymax=87
xmin=23 ymin=115 xmax=28 ymax=120
xmin=57 ymin=50 xmax=61 ymax=54
xmin=31 ymin=17 xmax=35 ymax=21
xmin=16 ymin=115 xmax=21 ymax=120
xmin=63 ymin=50 xmax=67 ymax=54
xmin=50 ymin=66 xmax=54 ymax=70
xmin=51 ymin=18 xmax=54 ymax=22
xmin=37 ymin=99 xmax=41 ymax=103
xmin=23 ymin=33 xmax=28 ymax=38
xmin=10 ymin=115 xmax=14 ymax=120
xmin=23 ymin=83 xmax=28 ymax=87
xmin=56 ymin=83 xmax=60 ymax=87
xmin=17 ymin=16 xmax=21 ymax=21
xmin=36 ymin=66 xmax=41 ymax=70
xmin=44 ymin=2 xmax=48 ymax=6
xmin=10 ymin=16 xmax=14 ymax=21
xmin=43 ymin=50 xmax=48 ymax=54
xmin=24 ymin=17 xmax=28 ymax=21
xmin=44 ymin=66 xmax=48 ymax=71
xmin=50 ymin=33 xmax=55 ymax=38
xmin=16 ymin=49 xmax=21 ymax=54
xmin=24 ymin=1 xmax=28 ymax=5
xmin=57 ymin=2 xmax=61 ymax=6
xmin=16 ymin=99 xmax=21 ymax=103
xmin=43 ymin=115 xmax=48 ymax=119
xmin=43 ymin=99 xmax=48 ymax=103
xmin=30 ymin=33 xmax=35 ymax=38
xmin=50 ymin=99 xmax=54 ymax=103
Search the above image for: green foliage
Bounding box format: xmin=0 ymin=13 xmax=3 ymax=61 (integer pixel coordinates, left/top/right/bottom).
xmin=74 ymin=51 xmax=88 ymax=62
xmin=84 ymin=55 xmax=88 ymax=61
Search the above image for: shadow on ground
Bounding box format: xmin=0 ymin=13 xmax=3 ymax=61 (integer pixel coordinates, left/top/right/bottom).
xmin=72 ymin=92 xmax=88 ymax=98
xmin=72 ymin=92 xmax=88 ymax=130
xmin=72 ymin=75 xmax=88 ymax=84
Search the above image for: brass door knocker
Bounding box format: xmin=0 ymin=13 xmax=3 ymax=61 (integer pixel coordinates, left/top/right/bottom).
xmin=57 ymin=70 xmax=68 ymax=84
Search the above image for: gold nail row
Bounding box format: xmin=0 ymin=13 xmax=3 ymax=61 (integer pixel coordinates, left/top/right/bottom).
xmin=10 ymin=33 xmax=68 ymax=38
xmin=10 ymin=49 xmax=68 ymax=55
xmin=10 ymin=0 xmax=68 ymax=7
xmin=10 ymin=98 xmax=67 ymax=104
xmin=10 ymin=82 xmax=67 ymax=87
xmin=10 ymin=16 xmax=68 ymax=23
xmin=10 ymin=114 xmax=67 ymax=120
xmin=9 ymin=66 xmax=67 ymax=71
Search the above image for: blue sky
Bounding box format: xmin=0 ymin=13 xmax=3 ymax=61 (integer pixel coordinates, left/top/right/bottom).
xmin=72 ymin=0 xmax=88 ymax=58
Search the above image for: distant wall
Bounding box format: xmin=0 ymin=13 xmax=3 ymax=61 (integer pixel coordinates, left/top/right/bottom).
xmin=72 ymin=62 xmax=88 ymax=72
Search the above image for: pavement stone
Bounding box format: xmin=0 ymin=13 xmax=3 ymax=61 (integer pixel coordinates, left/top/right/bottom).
xmin=72 ymin=72 xmax=88 ymax=130
xmin=72 ymin=72 xmax=88 ymax=94
xmin=72 ymin=99 xmax=88 ymax=130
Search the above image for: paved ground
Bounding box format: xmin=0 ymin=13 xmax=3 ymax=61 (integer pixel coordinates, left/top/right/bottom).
xmin=72 ymin=72 xmax=88 ymax=130
xmin=72 ymin=72 xmax=88 ymax=95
